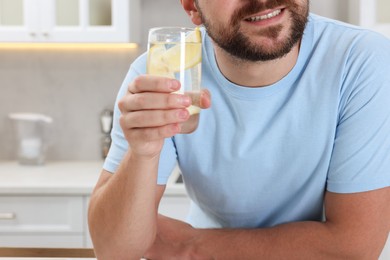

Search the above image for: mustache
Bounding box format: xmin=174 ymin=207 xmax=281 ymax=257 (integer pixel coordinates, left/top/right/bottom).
xmin=232 ymin=0 xmax=297 ymax=23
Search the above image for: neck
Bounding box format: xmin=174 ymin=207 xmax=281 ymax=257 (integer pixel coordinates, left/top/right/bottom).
xmin=213 ymin=41 xmax=301 ymax=87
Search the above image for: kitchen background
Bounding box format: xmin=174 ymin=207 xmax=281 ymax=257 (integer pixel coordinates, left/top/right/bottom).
xmin=0 ymin=0 xmax=389 ymax=162
xmin=0 ymin=0 xmax=389 ymax=257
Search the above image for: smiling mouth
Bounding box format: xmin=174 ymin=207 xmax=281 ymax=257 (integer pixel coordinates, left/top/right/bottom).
xmin=244 ymin=9 xmax=282 ymax=22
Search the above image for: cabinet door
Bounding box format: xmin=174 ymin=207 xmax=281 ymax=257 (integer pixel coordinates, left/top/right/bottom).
xmin=0 ymin=195 xmax=84 ymax=247
xmin=84 ymin=196 xmax=93 ymax=248
xmin=0 ymin=0 xmax=140 ymax=43
xmin=43 ymin=0 xmax=140 ymax=43
xmin=379 ymin=235 xmax=390 ymax=260
xmin=0 ymin=0 xmax=39 ymax=41
xmin=159 ymin=195 xmax=191 ymax=221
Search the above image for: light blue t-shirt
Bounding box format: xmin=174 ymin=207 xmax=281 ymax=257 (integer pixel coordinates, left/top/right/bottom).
xmin=104 ymin=14 xmax=390 ymax=228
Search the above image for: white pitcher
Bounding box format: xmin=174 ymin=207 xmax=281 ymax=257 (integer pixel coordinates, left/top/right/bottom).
xmin=9 ymin=113 xmax=53 ymax=165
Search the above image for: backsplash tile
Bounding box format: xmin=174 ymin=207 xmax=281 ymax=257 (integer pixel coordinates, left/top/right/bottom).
xmin=0 ymin=48 xmax=140 ymax=161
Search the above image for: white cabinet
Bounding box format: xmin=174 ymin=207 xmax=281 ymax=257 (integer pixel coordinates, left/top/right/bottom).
xmin=349 ymin=0 xmax=390 ymax=38
xmin=0 ymin=195 xmax=85 ymax=247
xmin=0 ymin=194 xmax=97 ymax=248
xmin=159 ymin=195 xmax=191 ymax=221
xmin=0 ymin=161 xmax=189 ymax=248
xmin=0 ymin=193 xmax=190 ymax=248
xmin=0 ymin=0 xmax=140 ymax=42
xmin=84 ymin=196 xmax=93 ymax=248
xmin=0 ymin=161 xmax=103 ymax=248
xmin=379 ymin=235 xmax=390 ymax=260
xmin=159 ymin=167 xmax=191 ymax=221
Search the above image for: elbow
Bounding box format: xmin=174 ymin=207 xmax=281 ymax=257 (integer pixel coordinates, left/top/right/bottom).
xmin=91 ymin=230 xmax=157 ymax=260
xmin=92 ymin=241 xmax=153 ymax=260
xmin=89 ymin=221 xmax=156 ymax=259
xmin=88 ymin=201 xmax=156 ymax=260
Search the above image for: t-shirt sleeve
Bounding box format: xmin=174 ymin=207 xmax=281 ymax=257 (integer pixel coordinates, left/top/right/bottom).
xmin=326 ymin=32 xmax=390 ymax=193
xmin=103 ymin=54 xmax=177 ymax=185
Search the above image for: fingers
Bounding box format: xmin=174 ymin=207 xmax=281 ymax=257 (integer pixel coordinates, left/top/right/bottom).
xmin=119 ymin=75 xmax=191 ymax=112
xmin=119 ymin=92 xmax=191 ymax=112
xmin=118 ymin=75 xmax=212 ymax=147
xmin=118 ymin=75 xmax=189 ymax=152
xmin=120 ymin=108 xmax=189 ymax=129
xmin=121 ymin=75 xmax=212 ymax=112
xmin=200 ymin=89 xmax=211 ymax=109
xmin=125 ymin=123 xmax=182 ymax=143
xmin=128 ymin=75 xmax=180 ymax=94
xmin=119 ymin=108 xmax=189 ymax=142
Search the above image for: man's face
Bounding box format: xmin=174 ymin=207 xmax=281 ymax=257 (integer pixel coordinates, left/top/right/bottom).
xmin=195 ymin=0 xmax=309 ymax=62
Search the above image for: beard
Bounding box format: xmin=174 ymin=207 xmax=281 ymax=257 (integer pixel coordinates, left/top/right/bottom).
xmin=196 ymin=0 xmax=309 ymax=62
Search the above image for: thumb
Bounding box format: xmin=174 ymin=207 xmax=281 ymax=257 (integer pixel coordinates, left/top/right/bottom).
xmin=200 ymin=88 xmax=211 ymax=109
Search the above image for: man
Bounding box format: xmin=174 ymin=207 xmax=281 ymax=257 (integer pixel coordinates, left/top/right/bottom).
xmin=88 ymin=0 xmax=390 ymax=259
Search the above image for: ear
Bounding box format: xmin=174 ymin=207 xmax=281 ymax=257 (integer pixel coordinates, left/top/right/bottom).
xmin=181 ymin=0 xmax=203 ymax=26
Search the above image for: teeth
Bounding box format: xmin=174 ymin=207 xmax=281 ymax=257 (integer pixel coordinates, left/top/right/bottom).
xmin=247 ymin=9 xmax=281 ymax=22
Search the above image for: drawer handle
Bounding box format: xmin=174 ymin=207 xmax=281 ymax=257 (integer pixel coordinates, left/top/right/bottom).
xmin=0 ymin=213 xmax=16 ymax=220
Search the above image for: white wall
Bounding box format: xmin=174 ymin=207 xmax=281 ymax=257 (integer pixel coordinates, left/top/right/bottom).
xmin=377 ymin=0 xmax=390 ymax=23
xmin=139 ymin=0 xmax=194 ymax=47
xmin=310 ymin=0 xmax=349 ymax=22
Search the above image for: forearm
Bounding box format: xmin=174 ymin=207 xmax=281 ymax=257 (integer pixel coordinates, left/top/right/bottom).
xmin=88 ymin=150 xmax=160 ymax=259
xmin=183 ymin=188 xmax=390 ymax=260
xmin=191 ymin=221 xmax=381 ymax=260
xmin=145 ymin=188 xmax=388 ymax=260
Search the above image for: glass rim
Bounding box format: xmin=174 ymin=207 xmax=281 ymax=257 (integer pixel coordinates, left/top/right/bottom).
xmin=148 ymin=26 xmax=198 ymax=34
xmin=148 ymin=26 xmax=202 ymax=43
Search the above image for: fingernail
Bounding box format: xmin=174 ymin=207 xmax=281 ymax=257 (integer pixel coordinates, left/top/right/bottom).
xmin=200 ymin=89 xmax=211 ymax=108
xmin=179 ymin=95 xmax=191 ymax=106
xmin=172 ymin=123 xmax=181 ymax=133
xmin=169 ymin=80 xmax=180 ymax=90
xmin=178 ymin=109 xmax=189 ymax=119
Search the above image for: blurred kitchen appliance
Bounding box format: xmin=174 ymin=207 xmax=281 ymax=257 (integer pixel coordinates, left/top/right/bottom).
xmin=100 ymin=109 xmax=113 ymax=159
xmin=9 ymin=113 xmax=53 ymax=165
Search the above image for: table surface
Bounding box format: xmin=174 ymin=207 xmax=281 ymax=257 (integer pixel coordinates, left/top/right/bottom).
xmin=0 ymin=247 xmax=95 ymax=259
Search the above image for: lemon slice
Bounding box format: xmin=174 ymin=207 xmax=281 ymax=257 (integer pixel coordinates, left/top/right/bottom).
xmin=147 ymin=44 xmax=175 ymax=78
xmin=187 ymin=105 xmax=201 ymax=115
xmin=161 ymin=27 xmax=202 ymax=72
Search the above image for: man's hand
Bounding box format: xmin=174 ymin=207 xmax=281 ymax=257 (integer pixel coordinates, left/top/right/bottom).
xmin=90 ymin=77 xmax=210 ymax=260
xmin=118 ymin=75 xmax=211 ymax=159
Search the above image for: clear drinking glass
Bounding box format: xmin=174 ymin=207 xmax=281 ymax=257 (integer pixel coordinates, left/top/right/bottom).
xmin=147 ymin=27 xmax=202 ymax=133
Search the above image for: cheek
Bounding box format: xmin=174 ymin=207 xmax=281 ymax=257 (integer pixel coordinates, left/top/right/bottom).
xmin=201 ymin=0 xmax=235 ymax=23
xmin=298 ymin=0 xmax=309 ymax=13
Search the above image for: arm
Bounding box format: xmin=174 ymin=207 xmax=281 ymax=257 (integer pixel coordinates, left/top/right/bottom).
xmin=88 ymin=164 xmax=165 ymax=260
xmin=88 ymin=75 xmax=186 ymax=260
xmin=88 ymin=75 xmax=211 ymax=260
xmin=145 ymin=187 xmax=389 ymax=259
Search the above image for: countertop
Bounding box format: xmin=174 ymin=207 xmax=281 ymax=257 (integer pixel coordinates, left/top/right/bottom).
xmin=0 ymin=161 xmax=186 ymax=196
